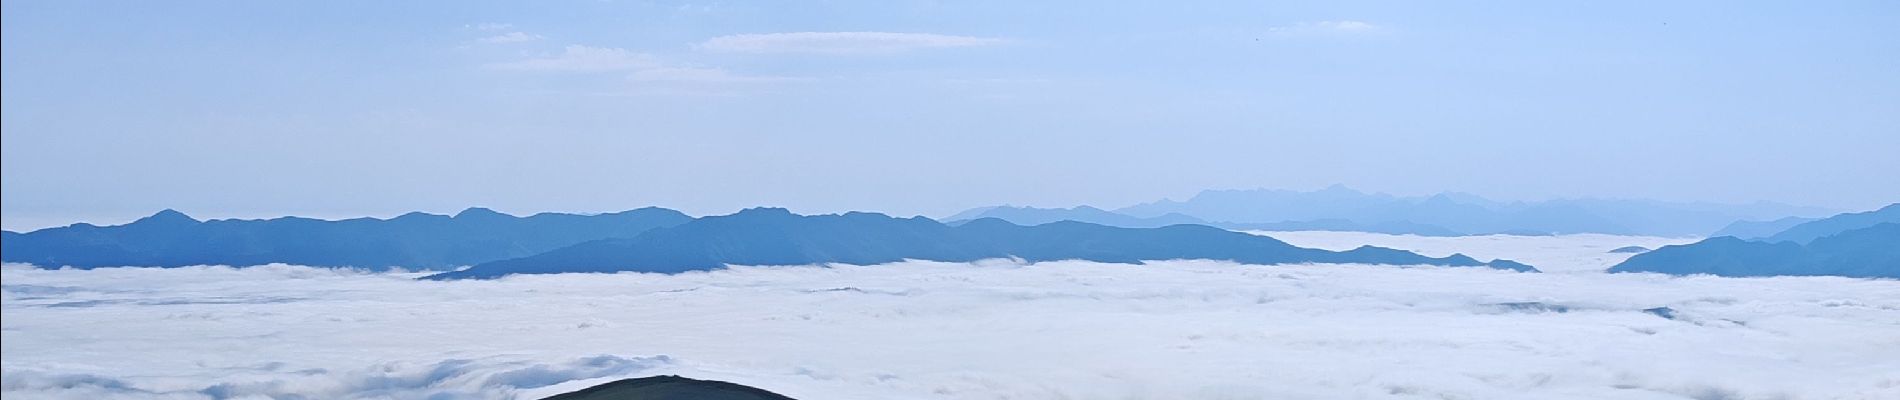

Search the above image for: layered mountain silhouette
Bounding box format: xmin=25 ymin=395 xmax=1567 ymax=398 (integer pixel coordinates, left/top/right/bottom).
xmin=0 ymin=207 xmax=691 ymax=269
xmin=1091 ymin=185 xmax=1832 ymax=236
xmin=1609 ymin=204 xmax=1899 ymax=278
xmin=943 ymin=205 xmax=1209 ymax=228
xmin=426 ymin=208 xmax=1534 ymax=280
xmin=945 ymin=206 xmax=1468 ymax=236
xmin=1758 ymin=203 xmax=1899 ymax=244
xmin=540 ymin=375 xmax=796 ymax=400
xmin=1708 ymin=216 xmax=1819 ymax=240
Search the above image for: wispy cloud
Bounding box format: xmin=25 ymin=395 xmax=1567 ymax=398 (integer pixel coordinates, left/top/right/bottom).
xmin=1269 ymin=20 xmax=1387 ymax=36
xmin=627 ymin=67 xmax=803 ymax=84
xmin=698 ymin=32 xmax=1006 ymax=54
xmin=477 ymin=32 xmax=544 ymax=44
xmin=488 ymin=45 xmax=662 ymax=72
xmin=468 ymin=22 xmax=514 ymax=32
xmin=489 ymin=45 xmax=797 ymax=86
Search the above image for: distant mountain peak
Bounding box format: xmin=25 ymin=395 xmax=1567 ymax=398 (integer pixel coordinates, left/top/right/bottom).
xmin=731 ymin=207 xmax=797 ymax=218
xmin=454 ymin=207 xmax=509 ymax=219
xmin=133 ymin=209 xmax=199 ymax=225
xmin=1319 ymin=184 xmax=1362 ymax=194
xmin=391 ymin=211 xmax=442 ymax=221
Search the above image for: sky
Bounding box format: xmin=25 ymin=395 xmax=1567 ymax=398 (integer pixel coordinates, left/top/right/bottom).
xmin=3 ymin=1 xmax=1897 ymax=231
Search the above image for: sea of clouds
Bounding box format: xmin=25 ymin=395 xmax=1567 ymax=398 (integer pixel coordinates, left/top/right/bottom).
xmin=3 ymin=233 xmax=1897 ymax=399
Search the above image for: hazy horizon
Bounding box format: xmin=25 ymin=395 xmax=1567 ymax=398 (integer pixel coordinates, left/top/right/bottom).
xmin=4 ymin=1 xmax=1897 ymax=232
xmin=0 ymin=183 xmax=1863 ymax=232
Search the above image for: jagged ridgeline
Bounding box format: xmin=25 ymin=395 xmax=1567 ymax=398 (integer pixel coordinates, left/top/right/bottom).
xmin=0 ymin=207 xmax=1535 ymax=278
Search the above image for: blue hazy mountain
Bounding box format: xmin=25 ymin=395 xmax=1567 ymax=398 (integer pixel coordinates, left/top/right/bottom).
xmin=1760 ymin=203 xmax=1899 ymax=244
xmin=1608 ymin=223 xmax=1898 ymax=278
xmin=944 ymin=205 xmax=1467 ymax=236
xmin=1608 ymin=246 xmax=1651 ymax=254
xmin=1220 ymin=219 xmax=1469 ymax=236
xmin=425 ymin=208 xmax=1534 ymax=280
xmin=1709 ymin=216 xmax=1821 ymax=239
xmin=943 ymin=205 xmax=1209 ymax=228
xmin=1113 ymin=185 xmax=1832 ymax=236
xmin=0 ymin=207 xmax=692 ymax=270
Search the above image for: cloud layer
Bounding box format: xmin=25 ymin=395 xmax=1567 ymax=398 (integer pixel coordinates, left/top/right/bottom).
xmin=3 ymin=233 xmax=1897 ymax=399
xmin=698 ymin=32 xmax=1005 ymax=54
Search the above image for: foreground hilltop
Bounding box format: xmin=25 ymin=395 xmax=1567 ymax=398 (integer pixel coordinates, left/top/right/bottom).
xmin=426 ymin=208 xmax=1532 ymax=279
xmin=541 ymin=376 xmax=795 ymax=400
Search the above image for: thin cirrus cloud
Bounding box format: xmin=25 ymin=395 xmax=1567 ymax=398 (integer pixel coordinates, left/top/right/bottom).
xmin=468 ymin=22 xmax=514 ymax=31
xmin=1268 ymin=20 xmax=1386 ymax=36
xmin=697 ymin=31 xmax=1006 ymax=54
xmin=477 ymin=31 xmax=544 ymax=44
xmin=488 ymin=45 xmax=795 ymax=85
xmin=487 ymin=45 xmax=662 ymax=72
xmin=627 ymin=67 xmax=804 ymax=84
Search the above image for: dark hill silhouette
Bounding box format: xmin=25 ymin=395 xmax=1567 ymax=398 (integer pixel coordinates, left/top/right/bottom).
xmin=0 ymin=207 xmax=692 ymax=270
xmin=1609 ymin=223 xmax=1898 ymax=278
xmin=540 ymin=375 xmax=796 ymax=400
xmin=426 ymin=208 xmax=1534 ymax=280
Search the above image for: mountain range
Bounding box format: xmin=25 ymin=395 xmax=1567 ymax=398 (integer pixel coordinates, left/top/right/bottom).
xmin=944 ymin=205 xmax=1470 ymax=236
xmin=1609 ymin=204 xmax=1899 ymax=278
xmin=0 ymin=207 xmax=690 ymax=270
xmin=951 ymin=185 xmax=1834 ymax=237
xmin=1707 ymin=216 xmax=1821 ymax=240
xmin=426 ymin=208 xmax=1533 ymax=279
xmin=1 ymin=207 xmax=1534 ymax=278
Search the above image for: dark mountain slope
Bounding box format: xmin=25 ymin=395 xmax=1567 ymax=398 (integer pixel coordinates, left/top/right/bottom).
xmin=1609 ymin=223 xmax=1898 ymax=278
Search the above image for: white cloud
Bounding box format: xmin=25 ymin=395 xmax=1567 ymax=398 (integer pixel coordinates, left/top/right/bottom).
xmin=698 ymin=32 xmax=1006 ymax=54
xmin=469 ymin=22 xmax=514 ymax=32
xmin=627 ymin=67 xmax=803 ymax=84
xmin=1269 ymin=20 xmax=1387 ymax=36
xmin=487 ymin=45 xmax=662 ymax=72
xmin=5 ymin=233 xmax=1898 ymax=399
xmin=489 ymin=45 xmax=796 ymax=87
xmin=477 ymin=32 xmax=544 ymax=44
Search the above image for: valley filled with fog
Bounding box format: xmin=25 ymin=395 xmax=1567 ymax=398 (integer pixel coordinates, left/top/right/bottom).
xmin=4 ymin=233 xmax=1896 ymax=400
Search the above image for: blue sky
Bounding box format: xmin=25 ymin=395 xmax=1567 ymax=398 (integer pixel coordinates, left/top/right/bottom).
xmin=3 ymin=1 xmax=1897 ymax=230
